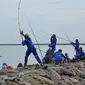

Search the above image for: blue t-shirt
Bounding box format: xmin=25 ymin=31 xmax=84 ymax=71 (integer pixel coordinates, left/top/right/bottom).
xmin=77 ymin=50 xmax=85 ymax=58
xmin=53 ymin=51 xmax=64 ymax=62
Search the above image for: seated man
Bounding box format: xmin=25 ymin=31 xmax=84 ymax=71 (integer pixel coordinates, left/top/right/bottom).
xmin=64 ymin=53 xmax=70 ymax=63
xmin=52 ymin=49 xmax=65 ymax=64
xmin=75 ymin=47 xmax=85 ymax=60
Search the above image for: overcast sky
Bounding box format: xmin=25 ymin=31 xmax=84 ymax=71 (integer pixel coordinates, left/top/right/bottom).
xmin=0 ymin=0 xmax=85 ymax=44
xmin=0 ymin=0 xmax=85 ymax=67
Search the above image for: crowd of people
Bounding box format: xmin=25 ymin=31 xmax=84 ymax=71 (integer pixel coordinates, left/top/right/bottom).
xmin=20 ymin=31 xmax=85 ymax=67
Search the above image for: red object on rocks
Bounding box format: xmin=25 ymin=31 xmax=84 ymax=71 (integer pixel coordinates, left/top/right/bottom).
xmin=6 ymin=66 xmax=13 ymax=69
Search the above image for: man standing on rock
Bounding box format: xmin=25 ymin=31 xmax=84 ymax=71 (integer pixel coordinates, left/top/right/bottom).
xmin=20 ymin=31 xmax=42 ymax=67
xmin=44 ymin=34 xmax=57 ymax=63
xmin=71 ymin=39 xmax=80 ymax=54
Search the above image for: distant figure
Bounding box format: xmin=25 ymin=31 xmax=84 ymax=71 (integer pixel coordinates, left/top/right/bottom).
xmin=20 ymin=31 xmax=42 ymax=67
xmin=71 ymin=39 xmax=80 ymax=54
xmin=44 ymin=34 xmax=57 ymax=63
xmin=52 ymin=49 xmax=64 ymax=64
xmin=64 ymin=53 xmax=70 ymax=63
xmin=2 ymin=63 xmax=8 ymax=69
xmin=75 ymin=47 xmax=85 ymax=60
xmin=17 ymin=63 xmax=23 ymax=68
xmin=42 ymin=56 xmax=49 ymax=64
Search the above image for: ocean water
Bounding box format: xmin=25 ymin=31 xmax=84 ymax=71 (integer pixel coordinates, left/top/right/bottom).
xmin=0 ymin=44 xmax=85 ymax=68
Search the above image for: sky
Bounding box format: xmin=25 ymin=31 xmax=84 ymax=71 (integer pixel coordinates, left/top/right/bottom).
xmin=0 ymin=0 xmax=85 ymax=67
xmin=0 ymin=0 xmax=85 ymax=44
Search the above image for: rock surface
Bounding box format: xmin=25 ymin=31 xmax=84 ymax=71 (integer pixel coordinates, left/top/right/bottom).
xmin=1 ymin=61 xmax=85 ymax=85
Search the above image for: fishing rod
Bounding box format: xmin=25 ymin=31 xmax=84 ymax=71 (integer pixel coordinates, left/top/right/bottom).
xmin=18 ymin=0 xmax=45 ymax=55
xmin=61 ymin=28 xmax=77 ymax=52
xmin=36 ymin=48 xmax=46 ymax=53
xmin=62 ymin=28 xmax=72 ymax=43
xmin=40 ymin=29 xmax=72 ymax=43
xmin=20 ymin=30 xmax=46 ymax=54
xmin=56 ymin=36 xmax=71 ymax=43
xmin=18 ymin=0 xmax=23 ymax=41
xmin=24 ymin=13 xmax=43 ymax=58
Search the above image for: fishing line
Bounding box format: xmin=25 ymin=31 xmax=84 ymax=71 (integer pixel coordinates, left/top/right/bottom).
xmin=40 ymin=29 xmax=71 ymax=43
xmin=24 ymin=13 xmax=43 ymax=58
xmin=62 ymin=28 xmax=72 ymax=42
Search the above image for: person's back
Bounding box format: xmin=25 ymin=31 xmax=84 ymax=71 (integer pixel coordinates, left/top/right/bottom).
xmin=53 ymin=49 xmax=64 ymax=63
xmin=76 ymin=47 xmax=85 ymax=59
xmin=22 ymin=36 xmax=35 ymax=50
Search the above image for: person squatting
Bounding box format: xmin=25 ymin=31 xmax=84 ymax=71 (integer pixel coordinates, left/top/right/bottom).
xmin=20 ymin=30 xmax=85 ymax=66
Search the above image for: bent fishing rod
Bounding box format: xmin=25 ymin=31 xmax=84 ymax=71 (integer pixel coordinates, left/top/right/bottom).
xmin=18 ymin=0 xmax=45 ymax=54
xmin=24 ymin=13 xmax=43 ymax=58
xmin=18 ymin=0 xmax=23 ymax=41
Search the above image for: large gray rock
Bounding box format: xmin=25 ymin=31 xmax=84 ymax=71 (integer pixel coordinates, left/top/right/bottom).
xmin=33 ymin=75 xmax=55 ymax=85
xmin=62 ymin=76 xmax=73 ymax=85
xmin=77 ymin=70 xmax=85 ymax=78
xmin=69 ymin=78 xmax=79 ymax=84
xmin=50 ymin=70 xmax=61 ymax=85
xmin=60 ymin=68 xmax=74 ymax=76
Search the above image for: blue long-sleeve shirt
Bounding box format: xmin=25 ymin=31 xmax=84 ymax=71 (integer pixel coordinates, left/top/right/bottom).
xmin=76 ymin=50 xmax=85 ymax=58
xmin=73 ymin=42 xmax=80 ymax=52
xmin=49 ymin=37 xmax=57 ymax=51
xmin=22 ymin=37 xmax=35 ymax=50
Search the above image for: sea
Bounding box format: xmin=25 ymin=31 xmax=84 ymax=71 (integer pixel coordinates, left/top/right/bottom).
xmin=0 ymin=44 xmax=85 ymax=68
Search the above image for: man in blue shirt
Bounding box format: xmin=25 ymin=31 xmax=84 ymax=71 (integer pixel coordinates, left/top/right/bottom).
xmin=49 ymin=34 xmax=57 ymax=51
xmin=52 ymin=49 xmax=65 ymax=63
xmin=20 ymin=31 xmax=42 ymax=67
xmin=71 ymin=39 xmax=80 ymax=54
xmin=75 ymin=47 xmax=85 ymax=60
xmin=44 ymin=34 xmax=57 ymax=63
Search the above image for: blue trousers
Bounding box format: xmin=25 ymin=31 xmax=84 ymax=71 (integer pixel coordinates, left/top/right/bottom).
xmin=24 ymin=48 xmax=41 ymax=65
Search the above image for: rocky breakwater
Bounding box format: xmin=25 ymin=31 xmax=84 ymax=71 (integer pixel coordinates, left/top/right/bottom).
xmin=1 ymin=61 xmax=85 ymax=85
